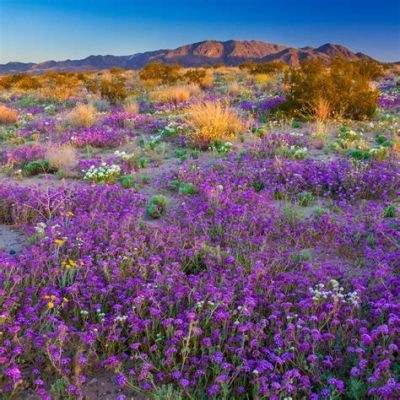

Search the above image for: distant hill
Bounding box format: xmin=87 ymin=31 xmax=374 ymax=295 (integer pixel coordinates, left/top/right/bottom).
xmin=0 ymin=40 xmax=376 ymax=74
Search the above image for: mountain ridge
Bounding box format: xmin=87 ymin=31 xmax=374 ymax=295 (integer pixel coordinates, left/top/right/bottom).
xmin=0 ymin=39 xmax=381 ymax=74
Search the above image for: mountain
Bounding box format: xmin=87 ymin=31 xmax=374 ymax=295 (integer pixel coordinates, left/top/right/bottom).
xmin=0 ymin=40 xmax=375 ymax=74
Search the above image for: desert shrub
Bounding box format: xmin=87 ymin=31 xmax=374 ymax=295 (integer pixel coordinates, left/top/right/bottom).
xmin=15 ymin=75 xmax=41 ymax=90
xmin=100 ymin=76 xmax=127 ymax=104
xmin=185 ymin=101 xmax=243 ymax=148
xmin=182 ymin=69 xmax=206 ymax=84
xmin=140 ymin=61 xmax=181 ymax=84
xmin=353 ymin=59 xmax=384 ymax=80
xmin=0 ymin=73 xmax=41 ymax=91
xmin=199 ymin=70 xmax=214 ymax=89
xmin=0 ymin=104 xmax=18 ymax=124
xmin=45 ymin=143 xmax=78 ymax=170
xmin=66 ymin=103 xmax=98 ymax=128
xmin=283 ymin=58 xmax=379 ymax=120
xmin=123 ymin=99 xmax=139 ymax=114
xmin=146 ymin=194 xmax=167 ymax=218
xmin=22 ymin=160 xmax=55 ymax=176
xmin=151 ymin=84 xmax=199 ymax=104
xmin=0 ymin=73 xmax=34 ymax=89
xmin=239 ymin=60 xmax=287 ymax=74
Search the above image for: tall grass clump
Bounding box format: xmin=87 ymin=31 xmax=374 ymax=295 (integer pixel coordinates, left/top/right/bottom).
xmin=185 ymin=101 xmax=243 ymax=148
xmin=151 ymin=84 xmax=199 ymax=105
xmin=66 ymin=103 xmax=98 ymax=128
xmin=0 ymin=104 xmax=18 ymax=124
xmin=123 ymin=99 xmax=139 ymax=114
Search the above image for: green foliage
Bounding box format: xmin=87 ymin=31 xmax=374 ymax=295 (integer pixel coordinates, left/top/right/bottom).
xmin=291 ymin=120 xmax=303 ymax=128
xmin=138 ymin=157 xmax=150 ymax=168
xmin=168 ymin=180 xmax=197 ymax=194
xmin=290 ymin=248 xmax=313 ymax=264
xmin=347 ymin=149 xmax=372 ymax=160
xmin=283 ymin=58 xmax=379 ymax=120
xmin=152 ymin=384 xmax=183 ymax=400
xmin=383 ymin=204 xmax=396 ymax=218
xmin=297 ymin=191 xmax=314 ymax=206
xmin=178 ymin=182 xmax=197 ymax=195
xmin=146 ymin=195 xmax=168 ymax=219
xmin=120 ymin=175 xmax=136 ymax=188
xmin=22 ymin=160 xmax=55 ymax=176
xmin=140 ymin=61 xmax=181 ymax=84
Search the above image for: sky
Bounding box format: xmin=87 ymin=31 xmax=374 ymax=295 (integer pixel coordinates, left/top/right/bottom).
xmin=0 ymin=0 xmax=399 ymax=63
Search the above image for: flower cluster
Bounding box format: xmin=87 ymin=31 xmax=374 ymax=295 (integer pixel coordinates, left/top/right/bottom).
xmin=83 ymin=163 xmax=121 ymax=183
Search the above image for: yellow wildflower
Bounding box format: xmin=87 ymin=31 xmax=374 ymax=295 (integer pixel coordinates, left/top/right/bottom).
xmin=47 ymin=302 xmax=55 ymax=309
xmin=54 ymin=239 xmax=64 ymax=246
xmin=66 ymin=211 xmax=75 ymax=216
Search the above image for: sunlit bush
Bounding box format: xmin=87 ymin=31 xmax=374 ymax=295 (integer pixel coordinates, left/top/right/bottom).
xmin=140 ymin=61 xmax=181 ymax=84
xmin=185 ymin=101 xmax=243 ymax=148
xmin=0 ymin=104 xmax=18 ymax=124
xmin=66 ymin=103 xmax=98 ymax=128
xmin=283 ymin=58 xmax=379 ymax=120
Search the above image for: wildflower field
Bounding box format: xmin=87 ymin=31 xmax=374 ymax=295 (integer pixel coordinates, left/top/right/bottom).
xmin=0 ymin=61 xmax=399 ymax=399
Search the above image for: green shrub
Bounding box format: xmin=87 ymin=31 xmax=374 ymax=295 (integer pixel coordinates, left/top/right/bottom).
xmin=383 ymin=205 xmax=396 ymax=218
xmin=178 ymin=182 xmax=197 ymax=195
xmin=22 ymin=160 xmax=55 ymax=176
xmin=146 ymin=195 xmax=167 ymax=219
xmin=347 ymin=149 xmax=372 ymax=160
xmin=120 ymin=175 xmax=136 ymax=188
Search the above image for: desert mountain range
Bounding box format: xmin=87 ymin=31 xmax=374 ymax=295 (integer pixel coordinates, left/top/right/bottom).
xmin=0 ymin=39 xmax=376 ymax=74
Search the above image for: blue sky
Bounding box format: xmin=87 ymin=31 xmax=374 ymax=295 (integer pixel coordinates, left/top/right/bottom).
xmin=1 ymin=0 xmax=399 ymax=63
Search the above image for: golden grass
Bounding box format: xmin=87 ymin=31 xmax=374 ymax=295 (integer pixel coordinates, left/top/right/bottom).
xmin=66 ymin=103 xmax=98 ymax=128
xmin=185 ymin=101 xmax=243 ymax=148
xmin=45 ymin=143 xmax=78 ymax=170
xmin=124 ymin=99 xmax=139 ymax=114
xmin=227 ymin=81 xmax=241 ymax=96
xmin=314 ymin=98 xmax=331 ymax=122
xmin=200 ymin=71 xmax=214 ymax=89
xmin=391 ymin=139 xmax=400 ymax=159
xmin=0 ymin=104 xmax=18 ymax=124
xmin=150 ymin=84 xmax=200 ymax=105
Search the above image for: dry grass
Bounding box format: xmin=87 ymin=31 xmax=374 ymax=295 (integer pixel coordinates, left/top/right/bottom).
xmin=227 ymin=82 xmax=241 ymax=96
xmin=185 ymin=101 xmax=243 ymax=148
xmin=314 ymin=98 xmax=331 ymax=122
xmin=124 ymin=99 xmax=139 ymax=114
xmin=0 ymin=104 xmax=18 ymax=124
xmin=391 ymin=139 xmax=400 ymax=159
xmin=66 ymin=103 xmax=98 ymax=128
xmin=151 ymin=84 xmax=200 ymax=105
xmin=200 ymin=71 xmax=214 ymax=89
xmin=45 ymin=143 xmax=78 ymax=170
